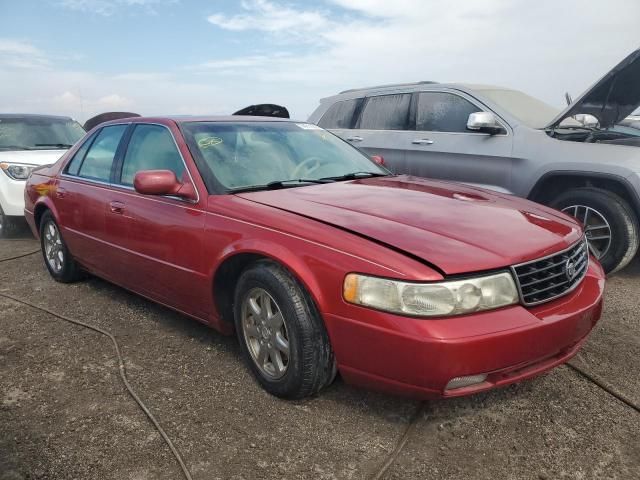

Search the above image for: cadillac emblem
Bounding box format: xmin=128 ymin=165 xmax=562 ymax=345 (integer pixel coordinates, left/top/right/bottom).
xmin=565 ymin=259 xmax=577 ymax=281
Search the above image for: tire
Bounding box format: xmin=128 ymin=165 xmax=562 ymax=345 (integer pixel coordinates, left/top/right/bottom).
xmin=549 ymin=187 xmax=639 ymax=274
xmin=39 ymin=210 xmax=84 ymax=283
xmin=233 ymin=260 xmax=335 ymax=399
xmin=0 ymin=204 xmax=21 ymax=238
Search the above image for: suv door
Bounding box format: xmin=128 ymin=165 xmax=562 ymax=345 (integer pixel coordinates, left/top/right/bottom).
xmin=57 ymin=124 xmax=128 ymax=275
xmin=105 ymin=123 xmax=208 ymax=319
xmin=349 ymin=93 xmax=413 ymax=166
xmin=404 ymin=90 xmax=515 ymax=192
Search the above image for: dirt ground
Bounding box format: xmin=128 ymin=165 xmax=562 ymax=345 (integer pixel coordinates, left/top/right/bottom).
xmin=1 ymin=232 xmax=639 ymax=480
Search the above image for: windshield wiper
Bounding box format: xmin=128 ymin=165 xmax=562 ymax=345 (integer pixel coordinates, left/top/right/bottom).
xmin=0 ymin=145 xmax=32 ymax=150
xmin=319 ymin=171 xmax=390 ymax=182
xmin=229 ymin=178 xmax=332 ymax=194
xmin=34 ymin=143 xmax=73 ymax=149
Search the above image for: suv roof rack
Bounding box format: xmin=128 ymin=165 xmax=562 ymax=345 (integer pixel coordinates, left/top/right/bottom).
xmin=339 ymin=81 xmax=438 ymax=94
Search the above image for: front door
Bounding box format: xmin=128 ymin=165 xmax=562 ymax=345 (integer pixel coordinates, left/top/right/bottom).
xmin=103 ymin=123 xmax=209 ymax=319
xmin=404 ymin=91 xmax=515 ymax=193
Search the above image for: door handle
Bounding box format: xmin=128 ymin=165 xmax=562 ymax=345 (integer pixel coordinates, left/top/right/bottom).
xmin=55 ymin=187 xmax=66 ymax=198
xmin=412 ymin=139 xmax=434 ymax=145
xmin=346 ymin=136 xmax=363 ymax=142
xmin=109 ymin=201 xmax=125 ymax=215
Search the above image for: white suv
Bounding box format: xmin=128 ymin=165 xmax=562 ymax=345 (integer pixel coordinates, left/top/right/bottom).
xmin=0 ymin=114 xmax=85 ymax=237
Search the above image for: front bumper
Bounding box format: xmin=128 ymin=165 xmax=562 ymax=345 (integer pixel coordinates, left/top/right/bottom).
xmin=325 ymin=260 xmax=605 ymax=399
xmin=0 ymin=174 xmax=27 ymax=216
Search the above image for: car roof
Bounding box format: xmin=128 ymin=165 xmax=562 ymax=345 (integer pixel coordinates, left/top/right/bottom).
xmin=99 ymin=115 xmax=302 ymax=127
xmin=0 ymin=113 xmax=75 ymax=121
xmin=323 ymin=82 xmax=510 ymax=101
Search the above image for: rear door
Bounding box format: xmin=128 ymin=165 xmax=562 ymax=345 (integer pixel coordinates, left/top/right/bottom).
xmin=349 ymin=93 xmax=413 ymax=167
xmin=57 ymin=124 xmax=128 ymax=275
xmin=104 ymin=122 xmax=209 ymax=319
xmin=404 ymin=90 xmax=515 ymax=192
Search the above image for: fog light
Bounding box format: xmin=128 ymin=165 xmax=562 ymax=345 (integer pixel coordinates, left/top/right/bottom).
xmin=445 ymin=374 xmax=488 ymax=390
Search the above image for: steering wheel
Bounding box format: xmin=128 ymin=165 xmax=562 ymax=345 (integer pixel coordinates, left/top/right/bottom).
xmin=291 ymin=156 xmax=339 ymax=178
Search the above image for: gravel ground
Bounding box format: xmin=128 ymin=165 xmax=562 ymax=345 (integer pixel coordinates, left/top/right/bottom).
xmin=1 ymin=233 xmax=638 ymax=480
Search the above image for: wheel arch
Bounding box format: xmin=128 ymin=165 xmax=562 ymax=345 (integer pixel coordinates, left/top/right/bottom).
xmin=528 ymin=171 xmax=640 ymax=214
xmin=211 ymin=242 xmax=326 ymax=327
xmin=33 ymin=197 xmax=60 ymax=233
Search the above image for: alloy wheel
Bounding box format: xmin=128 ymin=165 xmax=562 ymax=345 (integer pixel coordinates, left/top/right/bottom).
xmin=241 ymin=287 xmax=290 ymax=379
xmin=562 ymin=204 xmax=612 ymax=259
xmin=43 ymin=221 xmax=65 ymax=273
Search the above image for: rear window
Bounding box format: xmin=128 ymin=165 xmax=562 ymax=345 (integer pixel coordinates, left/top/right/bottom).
xmin=359 ymin=94 xmax=412 ymax=130
xmin=317 ymin=98 xmax=362 ymax=129
xmin=77 ymin=125 xmax=127 ymax=182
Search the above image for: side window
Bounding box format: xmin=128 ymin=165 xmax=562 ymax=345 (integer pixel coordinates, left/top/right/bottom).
xmin=78 ymin=125 xmax=127 ymax=182
xmin=416 ymin=92 xmax=481 ymax=132
xmin=317 ymin=98 xmax=363 ymax=129
xmin=359 ymin=94 xmax=412 ymax=130
xmin=65 ymin=133 xmax=95 ymax=176
xmin=120 ymin=124 xmax=185 ymax=186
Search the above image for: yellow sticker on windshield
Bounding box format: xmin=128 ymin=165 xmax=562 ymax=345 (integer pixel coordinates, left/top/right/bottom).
xmin=198 ymin=136 xmax=223 ymax=149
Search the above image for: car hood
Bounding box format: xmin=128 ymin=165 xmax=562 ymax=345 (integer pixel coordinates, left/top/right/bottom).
xmin=546 ymin=47 xmax=640 ymax=129
xmin=0 ymin=149 xmax=68 ymax=166
xmin=236 ymin=176 xmax=583 ymax=275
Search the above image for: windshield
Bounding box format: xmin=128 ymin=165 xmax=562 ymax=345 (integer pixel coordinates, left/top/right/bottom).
xmin=0 ymin=116 xmax=85 ymax=150
xmin=182 ymin=121 xmax=388 ymax=192
xmin=478 ymin=89 xmax=561 ymax=129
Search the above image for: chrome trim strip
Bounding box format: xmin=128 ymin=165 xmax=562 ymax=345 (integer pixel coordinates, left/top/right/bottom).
xmin=511 ymin=238 xmax=589 ymax=307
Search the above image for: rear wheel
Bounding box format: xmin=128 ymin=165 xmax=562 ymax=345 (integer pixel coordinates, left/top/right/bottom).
xmin=234 ymin=260 xmax=335 ymax=399
xmin=39 ymin=211 xmax=84 ymax=282
xmin=550 ymin=187 xmax=639 ymax=274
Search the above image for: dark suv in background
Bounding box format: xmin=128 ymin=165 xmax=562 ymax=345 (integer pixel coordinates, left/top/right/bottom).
xmin=308 ymin=48 xmax=640 ymax=274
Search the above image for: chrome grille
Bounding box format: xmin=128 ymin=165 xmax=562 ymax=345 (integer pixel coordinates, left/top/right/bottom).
xmin=512 ymin=239 xmax=589 ymax=306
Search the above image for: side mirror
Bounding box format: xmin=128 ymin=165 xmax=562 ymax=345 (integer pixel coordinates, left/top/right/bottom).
xmin=371 ymin=155 xmax=385 ymax=166
xmin=467 ymin=112 xmax=505 ymax=135
xmin=133 ymin=170 xmax=197 ymax=201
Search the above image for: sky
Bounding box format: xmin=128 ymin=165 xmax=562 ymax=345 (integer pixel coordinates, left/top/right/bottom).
xmin=1 ymin=0 xmax=640 ymax=122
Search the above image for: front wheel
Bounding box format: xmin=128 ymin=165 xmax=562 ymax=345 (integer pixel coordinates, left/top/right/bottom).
xmin=0 ymin=204 xmax=21 ymax=238
xmin=550 ymin=187 xmax=639 ymax=274
xmin=39 ymin=211 xmax=84 ymax=282
xmin=234 ymin=260 xmax=336 ymax=399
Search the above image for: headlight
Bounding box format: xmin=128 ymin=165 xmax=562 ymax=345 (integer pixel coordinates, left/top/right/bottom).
xmin=343 ymin=272 xmax=519 ymax=317
xmin=0 ymin=162 xmax=36 ymax=180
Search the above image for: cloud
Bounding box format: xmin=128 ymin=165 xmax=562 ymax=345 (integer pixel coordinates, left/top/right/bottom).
xmin=58 ymin=0 xmax=176 ymax=16
xmin=0 ymin=39 xmax=50 ymax=69
xmin=3 ymin=1 xmax=640 ymax=122
xmin=207 ymin=0 xmax=332 ymax=41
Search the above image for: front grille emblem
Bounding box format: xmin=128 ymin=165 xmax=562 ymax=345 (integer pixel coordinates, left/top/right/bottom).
xmin=565 ymin=259 xmax=577 ymax=281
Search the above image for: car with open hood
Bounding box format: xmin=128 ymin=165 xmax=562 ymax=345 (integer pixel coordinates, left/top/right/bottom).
xmin=24 ymin=116 xmax=604 ymax=400
xmin=0 ymin=114 xmax=85 ymax=236
xmin=308 ymin=48 xmax=640 ymax=274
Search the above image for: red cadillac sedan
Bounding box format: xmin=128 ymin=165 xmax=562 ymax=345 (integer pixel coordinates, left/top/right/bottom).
xmin=25 ymin=116 xmax=605 ymax=400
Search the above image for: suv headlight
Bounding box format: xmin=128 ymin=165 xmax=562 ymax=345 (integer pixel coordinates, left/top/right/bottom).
xmin=0 ymin=162 xmax=36 ymax=180
xmin=343 ymin=272 xmax=519 ymax=317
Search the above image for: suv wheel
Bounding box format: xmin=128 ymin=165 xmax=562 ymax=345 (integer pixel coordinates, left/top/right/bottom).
xmin=550 ymin=187 xmax=639 ymax=274
xmin=233 ymin=260 xmax=336 ymax=399
xmin=39 ymin=211 xmax=84 ymax=282
xmin=0 ymin=204 xmax=21 ymax=238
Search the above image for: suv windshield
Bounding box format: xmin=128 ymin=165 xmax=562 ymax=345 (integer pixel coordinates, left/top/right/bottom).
xmin=182 ymin=121 xmax=388 ymax=192
xmin=0 ymin=116 xmax=85 ymax=150
xmin=477 ymin=88 xmax=561 ymax=129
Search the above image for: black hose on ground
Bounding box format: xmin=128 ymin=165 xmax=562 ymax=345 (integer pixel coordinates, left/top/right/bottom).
xmin=0 ymin=292 xmax=194 ymax=480
xmin=566 ymin=360 xmax=640 ymax=413
xmin=0 ymin=250 xmax=40 ymax=262
xmin=369 ymin=402 xmax=426 ymax=480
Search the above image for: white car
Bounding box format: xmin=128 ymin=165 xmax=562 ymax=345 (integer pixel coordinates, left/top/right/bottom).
xmin=0 ymin=114 xmax=85 ymax=237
